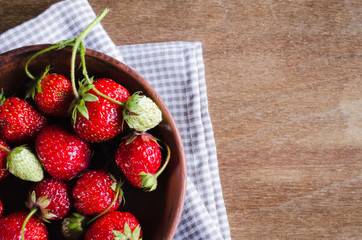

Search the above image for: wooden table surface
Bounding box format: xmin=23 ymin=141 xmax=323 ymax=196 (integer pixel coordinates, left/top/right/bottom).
xmin=1 ymin=1 xmax=362 ymax=239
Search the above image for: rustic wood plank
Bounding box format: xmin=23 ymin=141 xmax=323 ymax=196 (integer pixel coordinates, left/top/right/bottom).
xmin=1 ymin=0 xmax=362 ymax=239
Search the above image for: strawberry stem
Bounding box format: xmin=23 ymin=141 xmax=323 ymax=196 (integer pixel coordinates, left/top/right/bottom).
xmin=25 ymin=38 xmax=76 ymax=81
xmin=0 ymin=144 xmax=10 ymax=153
xmin=154 ymin=140 xmax=171 ymax=178
xmin=21 ymin=208 xmax=38 ymax=240
xmin=138 ymin=139 xmax=170 ymax=192
xmin=78 ymin=43 xmax=124 ymax=106
xmin=87 ymin=179 xmax=124 ymax=225
xmin=79 ymin=42 xmax=92 ymax=84
xmin=70 ymin=8 xmax=110 ymax=99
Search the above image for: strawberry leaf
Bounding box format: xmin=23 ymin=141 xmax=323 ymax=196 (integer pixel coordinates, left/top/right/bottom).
xmin=71 ymin=106 xmax=78 ymax=125
xmin=112 ymin=224 xmax=142 ymax=240
xmin=124 ymin=222 xmax=132 ymax=236
xmin=43 ymin=212 xmax=58 ymax=220
xmin=0 ymin=89 xmax=5 ymax=106
xmin=73 ymin=213 xmax=83 ymax=218
xmin=61 ymin=213 xmax=87 ymax=240
xmin=125 ymin=133 xmax=139 ymax=145
xmin=110 ymin=181 xmax=117 ymax=192
xmin=25 ymin=65 xmax=50 ymax=99
xmin=30 ymin=191 xmax=37 ymax=204
xmin=139 ymin=172 xmax=157 ymax=192
xmin=37 ymin=195 xmax=51 ymax=208
xmin=77 ymin=102 xmax=89 ymax=120
xmin=69 ymin=222 xmax=79 ymax=229
xmin=25 ymin=82 xmax=36 ymax=99
xmin=83 ymin=83 xmax=95 ymax=93
xmin=112 ymin=230 xmax=125 ymax=239
xmin=82 ymin=93 xmax=99 ymax=102
xmin=132 ymin=226 xmax=141 ymax=240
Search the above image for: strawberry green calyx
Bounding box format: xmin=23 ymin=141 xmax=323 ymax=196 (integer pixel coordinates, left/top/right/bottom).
xmin=123 ymin=131 xmax=158 ymax=145
xmin=139 ymin=139 xmax=170 ymax=192
xmin=71 ymin=79 xmax=99 ymax=121
xmin=138 ymin=172 xmax=157 ymax=192
xmin=61 ymin=213 xmax=88 ymax=240
xmin=78 ymin=42 xmax=124 ymax=107
xmin=112 ymin=223 xmax=143 ymax=240
xmin=7 ymin=146 xmax=44 ymax=182
xmin=123 ymin=92 xmax=162 ymax=132
xmin=0 ymin=89 xmax=5 ymax=106
xmin=25 ymin=65 xmax=51 ymax=100
xmin=26 ymin=191 xmax=57 ymax=221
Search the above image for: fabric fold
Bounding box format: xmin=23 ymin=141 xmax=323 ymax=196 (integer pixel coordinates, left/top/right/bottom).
xmin=120 ymin=42 xmax=231 ymax=240
xmin=0 ymin=0 xmax=123 ymax=62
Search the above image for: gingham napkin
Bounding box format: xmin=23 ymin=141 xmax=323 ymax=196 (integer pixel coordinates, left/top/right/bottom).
xmin=0 ymin=0 xmax=231 ymax=239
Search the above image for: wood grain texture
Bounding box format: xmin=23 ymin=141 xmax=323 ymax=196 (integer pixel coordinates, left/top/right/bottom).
xmin=1 ymin=0 xmax=362 ymax=239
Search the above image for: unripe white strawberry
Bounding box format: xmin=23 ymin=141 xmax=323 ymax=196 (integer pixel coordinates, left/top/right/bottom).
xmin=61 ymin=213 xmax=87 ymax=240
xmin=123 ymin=92 xmax=162 ymax=132
xmin=7 ymin=146 xmax=44 ymax=182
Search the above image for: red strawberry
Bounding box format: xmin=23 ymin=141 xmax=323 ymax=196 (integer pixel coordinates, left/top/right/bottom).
xmin=31 ymin=73 xmax=74 ymax=117
xmin=35 ymin=124 xmax=91 ymax=180
xmin=85 ymin=211 xmax=142 ymax=240
xmin=0 ymin=199 xmax=3 ymax=218
xmin=0 ymin=139 xmax=10 ymax=180
xmin=27 ymin=178 xmax=71 ymax=221
xmin=0 ymin=96 xmax=47 ymax=144
xmin=115 ymin=132 xmax=169 ymax=192
xmin=0 ymin=211 xmax=48 ymax=240
xmin=72 ymin=169 xmax=122 ymax=216
xmin=72 ymin=78 xmax=130 ymax=142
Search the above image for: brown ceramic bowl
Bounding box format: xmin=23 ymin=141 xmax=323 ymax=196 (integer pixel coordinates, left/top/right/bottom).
xmin=0 ymin=45 xmax=187 ymax=239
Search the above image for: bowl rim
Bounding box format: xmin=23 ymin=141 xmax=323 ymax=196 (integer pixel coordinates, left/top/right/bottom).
xmin=0 ymin=44 xmax=187 ymax=240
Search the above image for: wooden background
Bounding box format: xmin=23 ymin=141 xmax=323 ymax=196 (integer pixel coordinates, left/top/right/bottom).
xmin=1 ymin=0 xmax=362 ymax=239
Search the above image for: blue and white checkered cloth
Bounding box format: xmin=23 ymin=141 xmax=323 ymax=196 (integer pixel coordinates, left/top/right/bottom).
xmin=0 ymin=1 xmax=231 ymax=239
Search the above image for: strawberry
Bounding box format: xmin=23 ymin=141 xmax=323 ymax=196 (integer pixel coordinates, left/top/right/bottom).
xmin=26 ymin=178 xmax=71 ymax=221
xmin=115 ymin=132 xmax=170 ymax=192
xmin=0 ymin=211 xmax=48 ymax=240
xmin=7 ymin=146 xmax=44 ymax=182
xmin=35 ymin=124 xmax=91 ymax=180
xmin=0 ymin=139 xmax=10 ymax=180
xmin=123 ymin=92 xmax=162 ymax=132
xmin=72 ymin=78 xmax=130 ymax=143
xmin=72 ymin=169 xmax=122 ymax=216
xmin=84 ymin=211 xmax=142 ymax=240
xmin=29 ymin=71 xmax=74 ymax=117
xmin=61 ymin=213 xmax=88 ymax=240
xmin=0 ymin=95 xmax=47 ymax=144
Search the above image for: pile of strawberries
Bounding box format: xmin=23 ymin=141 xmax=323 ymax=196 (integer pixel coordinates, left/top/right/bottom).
xmin=0 ymin=9 xmax=170 ymax=240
